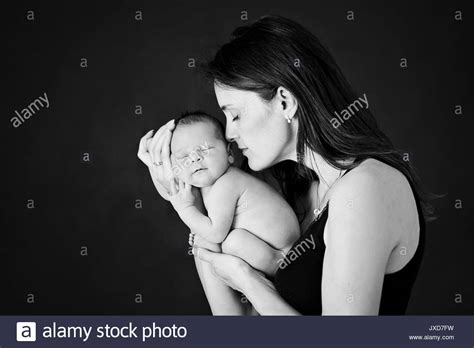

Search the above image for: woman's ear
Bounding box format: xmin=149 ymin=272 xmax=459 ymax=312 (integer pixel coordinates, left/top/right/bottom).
xmin=276 ymin=86 xmax=298 ymax=120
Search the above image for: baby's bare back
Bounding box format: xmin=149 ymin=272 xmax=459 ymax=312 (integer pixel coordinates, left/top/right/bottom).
xmin=226 ymin=167 xmax=300 ymax=250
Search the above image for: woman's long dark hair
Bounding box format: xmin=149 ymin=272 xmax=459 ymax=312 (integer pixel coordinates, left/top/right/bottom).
xmin=200 ymin=15 xmax=435 ymax=223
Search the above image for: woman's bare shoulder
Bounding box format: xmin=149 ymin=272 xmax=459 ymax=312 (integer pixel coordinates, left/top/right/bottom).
xmin=333 ymin=158 xmax=412 ymax=200
xmin=328 ymin=158 xmax=418 ymax=243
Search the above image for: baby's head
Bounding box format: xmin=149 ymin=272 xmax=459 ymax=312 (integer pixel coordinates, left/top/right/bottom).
xmin=170 ymin=111 xmax=234 ymax=188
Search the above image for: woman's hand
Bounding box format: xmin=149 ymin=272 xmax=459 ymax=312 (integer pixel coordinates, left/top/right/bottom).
xmin=193 ymin=246 xmax=260 ymax=294
xmin=195 ymin=245 xmax=300 ymax=315
xmin=190 ymin=233 xmax=222 ymax=253
xmin=137 ymin=119 xmax=176 ymax=201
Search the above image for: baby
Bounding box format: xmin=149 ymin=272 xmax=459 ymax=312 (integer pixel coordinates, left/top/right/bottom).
xmin=168 ymin=111 xmax=300 ymax=276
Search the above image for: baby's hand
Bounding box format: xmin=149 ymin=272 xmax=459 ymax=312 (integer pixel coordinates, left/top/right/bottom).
xmin=169 ymin=178 xmax=196 ymax=212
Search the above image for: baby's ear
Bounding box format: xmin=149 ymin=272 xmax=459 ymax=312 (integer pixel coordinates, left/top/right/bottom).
xmin=226 ymin=143 xmax=235 ymax=164
xmin=226 ymin=142 xmax=234 ymax=155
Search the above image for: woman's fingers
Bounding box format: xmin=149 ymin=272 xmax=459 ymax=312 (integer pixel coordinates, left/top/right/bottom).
xmin=151 ymin=133 xmax=166 ymax=166
xmin=148 ymin=120 xmax=176 ymax=188
xmin=161 ymin=123 xmax=175 ymax=181
xmin=194 ymin=247 xmax=217 ymax=263
xmin=149 ymin=139 xmax=166 ymax=182
xmin=148 ymin=166 xmax=171 ymax=197
xmin=145 ymin=138 xmax=153 ymax=155
xmin=137 ymin=130 xmax=155 ymax=167
xmin=137 ymin=122 xmax=177 ymax=202
xmin=150 ymin=158 xmax=162 ymax=182
xmin=179 ymin=179 xmax=185 ymax=191
xmin=150 ymin=119 xmax=175 ymax=165
xmin=193 ymin=234 xmax=222 ymax=252
xmin=169 ymin=178 xmax=178 ymax=195
xmin=148 ymin=122 xmax=168 ymax=156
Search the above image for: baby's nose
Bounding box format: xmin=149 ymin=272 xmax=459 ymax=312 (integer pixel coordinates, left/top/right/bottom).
xmin=191 ymin=153 xmax=203 ymax=162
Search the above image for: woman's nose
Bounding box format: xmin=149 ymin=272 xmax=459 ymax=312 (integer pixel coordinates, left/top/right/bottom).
xmin=225 ymin=124 xmax=237 ymax=143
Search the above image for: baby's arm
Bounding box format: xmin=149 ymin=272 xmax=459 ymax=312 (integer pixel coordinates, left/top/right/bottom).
xmin=176 ymin=177 xmax=239 ymax=244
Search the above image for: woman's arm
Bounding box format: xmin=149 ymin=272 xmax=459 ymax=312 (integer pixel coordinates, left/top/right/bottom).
xmin=321 ymin=169 xmax=401 ymax=315
xmin=242 ymin=268 xmax=301 ymax=315
xmin=192 ymin=233 xmax=251 ymax=315
xmin=196 ymin=247 xmax=301 ymax=315
xmin=193 ymin=252 xmax=251 ymax=315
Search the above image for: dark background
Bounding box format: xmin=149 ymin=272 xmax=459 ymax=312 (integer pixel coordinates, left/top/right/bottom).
xmin=2 ymin=0 xmax=472 ymax=314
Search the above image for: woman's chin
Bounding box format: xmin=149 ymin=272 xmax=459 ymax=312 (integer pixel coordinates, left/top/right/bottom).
xmin=247 ymin=157 xmax=267 ymax=172
xmin=247 ymin=154 xmax=282 ymax=172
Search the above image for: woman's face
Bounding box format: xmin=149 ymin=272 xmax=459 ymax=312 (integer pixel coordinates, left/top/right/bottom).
xmin=214 ymin=83 xmax=296 ymax=171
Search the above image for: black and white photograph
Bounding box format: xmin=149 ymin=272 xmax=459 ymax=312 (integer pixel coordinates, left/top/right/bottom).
xmin=2 ymin=0 xmax=473 ymax=346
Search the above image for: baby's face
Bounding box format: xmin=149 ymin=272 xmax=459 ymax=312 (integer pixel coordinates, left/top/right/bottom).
xmin=170 ymin=122 xmax=231 ymax=187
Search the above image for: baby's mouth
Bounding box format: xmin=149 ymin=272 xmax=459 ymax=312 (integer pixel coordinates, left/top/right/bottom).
xmin=193 ymin=168 xmax=207 ymax=174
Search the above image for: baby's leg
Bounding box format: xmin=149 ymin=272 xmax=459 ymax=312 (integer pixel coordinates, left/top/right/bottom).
xmin=221 ymin=228 xmax=286 ymax=277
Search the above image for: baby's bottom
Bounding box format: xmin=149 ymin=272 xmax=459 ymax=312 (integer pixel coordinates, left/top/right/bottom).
xmin=221 ymin=228 xmax=289 ymax=277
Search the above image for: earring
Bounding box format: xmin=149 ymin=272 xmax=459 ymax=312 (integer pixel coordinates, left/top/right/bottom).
xmin=229 ymin=156 xmax=234 ymax=164
xmin=285 ymin=115 xmax=292 ymax=123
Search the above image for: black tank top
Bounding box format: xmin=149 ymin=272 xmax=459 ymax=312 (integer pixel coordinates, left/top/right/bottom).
xmin=273 ymin=167 xmax=426 ymax=315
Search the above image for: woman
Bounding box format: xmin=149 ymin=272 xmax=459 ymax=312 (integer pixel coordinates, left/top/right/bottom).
xmin=137 ymin=15 xmax=431 ymax=315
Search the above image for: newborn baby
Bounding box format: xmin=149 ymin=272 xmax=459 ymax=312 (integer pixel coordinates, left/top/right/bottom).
xmin=168 ymin=112 xmax=300 ymax=276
